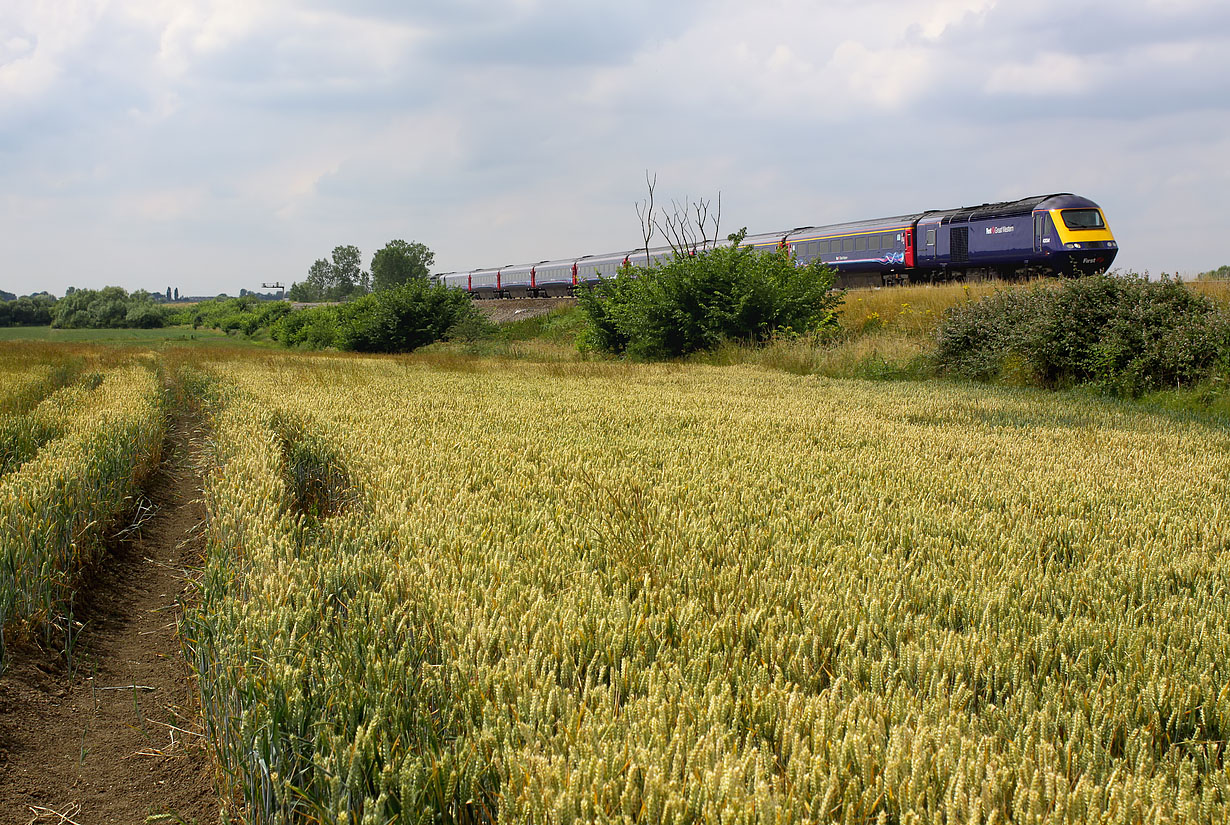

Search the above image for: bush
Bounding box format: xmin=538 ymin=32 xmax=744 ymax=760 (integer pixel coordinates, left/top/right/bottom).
xmin=577 ymin=230 xmax=843 ymax=359
xmin=444 ymin=312 xmax=499 ymax=343
xmin=270 ymin=280 xmax=477 ymax=353
xmin=124 ymin=303 xmax=167 ymax=328
xmin=273 ymin=307 xmax=340 ymax=349
xmin=937 ymin=274 xmax=1230 ymax=395
xmin=335 ymin=279 xmax=482 ymax=353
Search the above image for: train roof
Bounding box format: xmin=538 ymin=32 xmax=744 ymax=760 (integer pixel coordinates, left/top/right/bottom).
xmin=922 ymin=193 xmax=1099 ymax=224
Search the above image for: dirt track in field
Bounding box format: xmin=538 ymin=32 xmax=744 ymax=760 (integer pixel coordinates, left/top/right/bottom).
xmin=0 ymin=413 xmax=219 ymax=824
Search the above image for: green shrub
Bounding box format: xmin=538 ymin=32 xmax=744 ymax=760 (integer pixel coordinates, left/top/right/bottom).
xmin=444 ymin=311 xmax=499 ymax=343
xmin=577 ymin=230 xmax=843 ymax=359
xmin=334 ymin=279 xmax=482 ymax=353
xmin=268 ymin=280 xmax=476 ymax=353
xmin=273 ymin=307 xmax=340 ymax=349
xmin=937 ymin=274 xmax=1230 ymax=395
xmin=124 ymin=303 xmax=167 ymax=328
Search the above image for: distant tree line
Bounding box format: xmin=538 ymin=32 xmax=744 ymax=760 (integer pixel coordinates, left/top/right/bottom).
xmin=0 ymin=288 xmax=171 ymax=328
xmin=286 ymin=240 xmax=434 ymax=302
xmin=183 ymin=239 xmax=490 ymax=352
xmin=0 ymin=237 xmax=437 ymax=332
xmin=52 ymin=287 xmax=171 ymax=328
xmin=0 ymin=293 xmax=56 ymax=327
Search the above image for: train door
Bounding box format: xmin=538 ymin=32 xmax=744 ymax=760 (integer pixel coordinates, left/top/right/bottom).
xmin=916 ymin=217 xmax=940 ymax=270
xmin=1033 ymin=212 xmax=1056 ymax=253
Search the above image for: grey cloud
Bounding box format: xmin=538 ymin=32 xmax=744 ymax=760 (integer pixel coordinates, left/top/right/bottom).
xmin=2 ymin=0 xmax=1229 ymax=297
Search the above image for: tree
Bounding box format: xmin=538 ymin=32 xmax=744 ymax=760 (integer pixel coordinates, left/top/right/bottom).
xmin=329 ymin=245 xmax=364 ymax=299
xmin=370 ymin=240 xmax=435 ymax=292
xmin=288 ymin=244 xmax=376 ymax=302
xmin=635 ymin=171 xmax=657 ymax=269
xmin=1 ymin=294 xmax=55 ymax=326
xmin=288 ymin=259 xmax=332 ymax=302
xmin=174 ymin=287 xmax=179 ymax=301
xmin=635 ymin=172 xmax=722 ymax=262
xmin=287 ymin=281 xmax=318 ymax=302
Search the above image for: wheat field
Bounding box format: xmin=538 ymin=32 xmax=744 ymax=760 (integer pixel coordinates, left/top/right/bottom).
xmin=177 ymin=352 xmax=1230 ymax=824
xmin=0 ymin=352 xmax=164 ymax=666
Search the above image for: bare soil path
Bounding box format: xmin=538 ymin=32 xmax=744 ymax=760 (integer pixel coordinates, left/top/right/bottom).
xmin=0 ymin=412 xmax=218 ymax=824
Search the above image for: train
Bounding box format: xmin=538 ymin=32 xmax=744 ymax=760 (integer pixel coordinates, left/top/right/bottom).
xmin=438 ymin=193 xmax=1117 ymax=296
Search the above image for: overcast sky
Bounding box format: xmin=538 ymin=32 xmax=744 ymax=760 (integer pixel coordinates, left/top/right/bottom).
xmin=3 ymin=0 xmax=1228 ymax=297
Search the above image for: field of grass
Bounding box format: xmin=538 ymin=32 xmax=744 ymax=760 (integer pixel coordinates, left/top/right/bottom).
xmin=0 ymin=324 xmax=249 ymax=345
xmin=182 ymin=351 xmax=1230 ymax=824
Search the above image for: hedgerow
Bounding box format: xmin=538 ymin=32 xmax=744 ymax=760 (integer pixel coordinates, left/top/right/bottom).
xmin=937 ymin=274 xmax=1230 ymax=395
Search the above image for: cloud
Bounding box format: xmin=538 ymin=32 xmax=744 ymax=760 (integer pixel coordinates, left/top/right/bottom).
xmin=1 ymin=0 xmax=1229 ymax=296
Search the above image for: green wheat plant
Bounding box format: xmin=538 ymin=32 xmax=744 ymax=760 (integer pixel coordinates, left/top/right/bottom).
xmin=0 ymin=362 xmax=165 ymax=667
xmin=186 ymin=353 xmax=1230 ymax=824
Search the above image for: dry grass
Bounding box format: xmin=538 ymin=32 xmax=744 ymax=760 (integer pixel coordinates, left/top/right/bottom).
xmin=1188 ymin=277 xmax=1230 ymax=306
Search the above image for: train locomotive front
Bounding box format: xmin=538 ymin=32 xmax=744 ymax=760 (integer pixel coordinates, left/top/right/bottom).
xmin=1030 ymin=194 xmax=1118 ymax=276
xmin=908 ymin=193 xmax=1117 ymax=281
xmin=776 ymin=193 xmax=1117 ymax=287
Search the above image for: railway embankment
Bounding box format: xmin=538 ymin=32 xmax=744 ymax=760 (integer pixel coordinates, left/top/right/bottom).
xmin=474 ymin=296 xmax=576 ymax=324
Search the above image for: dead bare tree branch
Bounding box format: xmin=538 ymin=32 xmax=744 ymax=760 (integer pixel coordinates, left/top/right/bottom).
xmin=636 ymin=171 xmax=657 ymax=268
xmin=636 ymin=175 xmax=724 ymax=259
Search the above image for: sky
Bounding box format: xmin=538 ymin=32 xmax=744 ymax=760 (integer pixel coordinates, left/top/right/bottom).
xmin=2 ymin=0 xmax=1228 ymax=297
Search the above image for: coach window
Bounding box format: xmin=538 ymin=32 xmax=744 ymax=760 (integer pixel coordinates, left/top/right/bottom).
xmin=842 ymin=237 xmax=854 ymax=252
xmin=883 ymin=233 xmax=896 ymax=248
xmin=925 ymin=229 xmax=937 ymax=247
xmin=854 ymin=236 xmax=867 ymax=252
xmin=868 ymin=235 xmax=880 ymax=251
xmin=817 ymin=241 xmax=829 ymax=254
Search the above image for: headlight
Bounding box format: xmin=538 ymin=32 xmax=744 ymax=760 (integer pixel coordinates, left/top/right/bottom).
xmin=1064 ymin=243 xmax=1083 ymax=250
xmin=1107 ymin=241 xmax=1117 ymax=248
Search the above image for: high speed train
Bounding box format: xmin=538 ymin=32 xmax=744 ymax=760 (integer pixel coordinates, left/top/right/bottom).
xmin=438 ymin=193 xmax=1117 ymax=296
